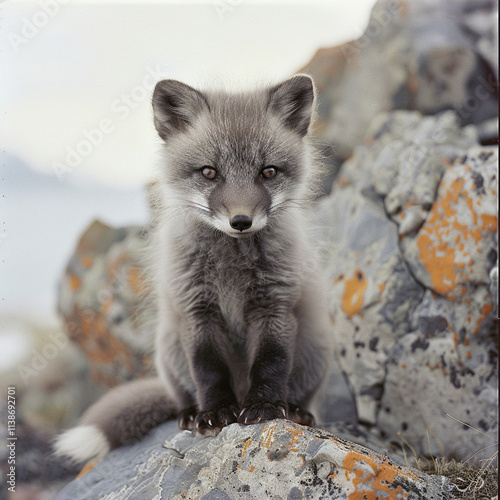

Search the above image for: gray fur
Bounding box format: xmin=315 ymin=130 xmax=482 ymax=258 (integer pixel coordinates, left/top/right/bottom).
xmin=55 ymin=75 xmax=333 ymax=461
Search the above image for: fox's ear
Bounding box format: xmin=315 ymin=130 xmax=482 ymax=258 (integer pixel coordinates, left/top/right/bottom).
xmin=152 ymin=80 xmax=209 ymax=141
xmin=268 ymin=74 xmax=316 ymax=137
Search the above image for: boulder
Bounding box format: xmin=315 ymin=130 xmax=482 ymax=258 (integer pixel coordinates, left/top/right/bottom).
xmin=56 ymin=420 xmax=452 ymax=500
xmin=301 ymin=0 xmax=498 ymax=162
xmin=57 ymin=220 xmax=155 ymax=387
xmin=317 ymin=109 xmax=497 ymax=461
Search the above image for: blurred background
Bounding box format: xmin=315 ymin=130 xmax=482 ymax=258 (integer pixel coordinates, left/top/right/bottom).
xmin=0 ymin=0 xmax=376 ymax=330
xmin=1 ymin=1 xmax=378 ymax=497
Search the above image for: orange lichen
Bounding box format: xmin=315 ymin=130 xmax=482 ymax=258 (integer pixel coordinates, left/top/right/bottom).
xmin=427 ymin=362 xmax=442 ymax=371
xmin=68 ymin=273 xmax=81 ymax=291
xmin=399 ymin=1 xmax=410 ymax=20
xmin=258 ymin=423 xmax=304 ymax=460
xmin=76 ymin=460 xmax=98 ymax=478
xmin=285 ymin=425 xmax=305 ymax=449
xmin=378 ymin=283 xmax=385 ymax=302
xmin=64 ymin=305 xmax=154 ymax=387
xmin=474 ymin=303 xmax=493 ymax=333
xmin=80 ymin=256 xmax=93 ymax=268
xmin=264 ymin=424 xmax=305 ymax=462
xmin=100 ymin=297 xmax=113 ymax=315
xmin=260 ymin=422 xmax=277 ymax=449
xmin=241 ymin=439 xmax=252 ymax=458
xmin=82 ymin=314 xmax=133 ymax=369
xmin=416 ymin=174 xmax=497 ymax=296
xmin=329 ymin=470 xmax=339 ymax=480
xmin=481 ymin=214 xmax=497 ymax=231
xmin=342 ymin=270 xmax=368 ymax=319
xmin=343 ymin=452 xmax=410 ymax=499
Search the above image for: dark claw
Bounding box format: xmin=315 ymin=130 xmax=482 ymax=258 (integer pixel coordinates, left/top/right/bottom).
xmin=178 ymin=407 xmax=197 ymax=431
xmin=288 ymin=403 xmax=315 ymax=427
xmin=238 ymin=401 xmax=288 ymax=425
xmin=193 ymin=406 xmax=239 ymax=437
xmin=195 ymin=411 xmax=220 ymax=436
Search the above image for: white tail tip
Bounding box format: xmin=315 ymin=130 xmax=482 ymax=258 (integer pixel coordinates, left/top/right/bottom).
xmin=54 ymin=425 xmax=110 ymax=464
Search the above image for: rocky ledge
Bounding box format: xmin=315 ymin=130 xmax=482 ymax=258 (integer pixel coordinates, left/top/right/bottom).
xmin=56 ymin=420 xmax=452 ymax=500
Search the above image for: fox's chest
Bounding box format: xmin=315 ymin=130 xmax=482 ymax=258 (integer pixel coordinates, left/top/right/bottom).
xmin=174 ymin=231 xmax=296 ymax=333
xmin=185 ymin=238 xmax=265 ymax=327
xmin=206 ymin=256 xmax=258 ymax=335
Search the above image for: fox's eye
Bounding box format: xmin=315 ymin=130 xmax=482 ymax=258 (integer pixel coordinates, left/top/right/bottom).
xmin=201 ymin=167 xmax=217 ymax=180
xmin=261 ymin=166 xmax=277 ymax=179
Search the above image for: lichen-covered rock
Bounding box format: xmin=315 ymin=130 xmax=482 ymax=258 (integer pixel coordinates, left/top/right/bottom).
xmin=401 ymin=147 xmax=498 ymax=297
xmin=317 ymin=109 xmax=497 ymax=461
xmin=380 ymin=146 xmax=498 ymax=459
xmin=56 ymin=420 xmax=452 ymax=500
xmin=301 ymin=0 xmax=498 ymax=159
xmin=58 ymin=220 xmax=155 ymax=387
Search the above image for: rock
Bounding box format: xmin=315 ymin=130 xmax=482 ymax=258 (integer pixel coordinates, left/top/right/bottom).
xmin=57 ymin=220 xmax=155 ymax=388
xmin=56 ymin=420 xmax=452 ymax=500
xmin=400 ymin=146 xmax=498 ymax=297
xmin=301 ymin=0 xmax=498 ymax=161
xmin=317 ymin=109 xmax=497 ymax=461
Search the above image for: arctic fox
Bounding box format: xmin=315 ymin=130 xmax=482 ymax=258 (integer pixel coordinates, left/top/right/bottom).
xmin=55 ymin=74 xmax=333 ymax=464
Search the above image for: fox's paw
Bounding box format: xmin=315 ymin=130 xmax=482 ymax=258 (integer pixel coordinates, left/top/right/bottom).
xmin=287 ymin=404 xmax=315 ymax=427
xmin=177 ymin=407 xmax=197 ymax=431
xmin=194 ymin=406 xmax=239 ymax=437
xmin=238 ymin=401 xmax=287 ymax=425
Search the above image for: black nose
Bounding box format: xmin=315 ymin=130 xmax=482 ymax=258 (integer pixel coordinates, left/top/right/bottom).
xmin=230 ymin=215 xmax=252 ymax=231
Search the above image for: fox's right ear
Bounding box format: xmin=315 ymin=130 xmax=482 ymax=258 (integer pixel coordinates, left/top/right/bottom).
xmin=152 ymin=80 xmax=209 ymax=141
xmin=268 ymin=74 xmax=316 ymax=137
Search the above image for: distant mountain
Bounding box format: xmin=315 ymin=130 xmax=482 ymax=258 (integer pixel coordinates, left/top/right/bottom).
xmin=1 ymin=152 xmax=59 ymax=189
xmin=1 ymin=151 xmax=150 ymax=319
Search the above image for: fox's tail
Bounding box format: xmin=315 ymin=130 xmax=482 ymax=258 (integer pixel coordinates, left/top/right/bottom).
xmin=54 ymin=377 xmax=176 ymax=463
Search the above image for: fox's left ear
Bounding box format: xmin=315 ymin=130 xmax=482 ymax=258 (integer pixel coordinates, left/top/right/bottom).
xmin=152 ymin=80 xmax=209 ymax=141
xmin=268 ymin=74 xmax=316 ymax=137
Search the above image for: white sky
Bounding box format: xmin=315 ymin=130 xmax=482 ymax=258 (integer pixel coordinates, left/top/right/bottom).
xmin=1 ymin=0 xmax=376 ymax=187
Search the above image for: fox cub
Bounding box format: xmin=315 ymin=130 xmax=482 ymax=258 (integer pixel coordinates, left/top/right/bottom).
xmin=55 ymin=74 xmax=332 ymax=463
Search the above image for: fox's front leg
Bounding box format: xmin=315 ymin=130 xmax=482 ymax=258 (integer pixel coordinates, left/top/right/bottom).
xmin=186 ymin=317 xmax=239 ymax=437
xmin=238 ymin=311 xmax=296 ymax=424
